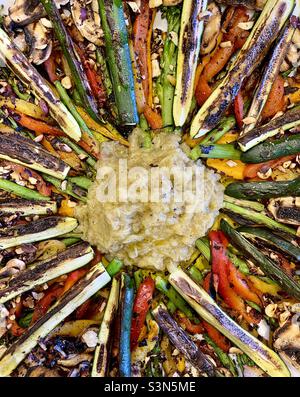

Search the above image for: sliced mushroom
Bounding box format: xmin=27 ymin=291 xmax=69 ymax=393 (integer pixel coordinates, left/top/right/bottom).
xmin=201 ymin=2 xmax=221 ymax=56
xmin=70 ymin=0 xmax=103 ymax=46
xmin=274 ymin=314 xmax=300 ymax=375
xmin=27 ymin=366 xmax=62 ymax=377
xmin=24 ymin=21 xmax=53 ymax=65
xmin=8 ymin=0 xmax=45 ymax=28
xmin=57 ymin=353 xmax=92 ymax=367
xmin=268 ymin=197 xmax=300 ymax=226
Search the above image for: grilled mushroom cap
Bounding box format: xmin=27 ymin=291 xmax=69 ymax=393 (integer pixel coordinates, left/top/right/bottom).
xmin=24 ymin=21 xmax=53 ymax=65
xmin=8 ymin=0 xmax=45 ymax=28
xmin=274 ymin=314 xmax=300 ymax=375
xmin=268 ymin=197 xmax=300 ymax=226
xmin=70 ymin=0 xmax=103 ymax=46
xmin=201 ymin=2 xmax=221 ymax=56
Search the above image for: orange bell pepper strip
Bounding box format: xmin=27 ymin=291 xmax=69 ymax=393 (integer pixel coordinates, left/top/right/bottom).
xmin=209 ymin=230 xmax=260 ymax=324
xmin=261 ymin=75 xmax=285 ymax=121
xmin=15 ymin=112 xmax=64 ymax=136
xmin=202 ymin=273 xmax=231 ymax=352
xmin=62 ymin=268 xmax=88 ymax=294
xmin=195 ymin=7 xmax=249 ymax=106
xmin=227 ymin=261 xmax=261 ymax=306
xmin=130 ymin=277 xmax=155 ymax=351
xmin=178 ymin=316 xmax=204 ymax=335
xmin=143 ymin=104 xmax=163 ymax=130
xmin=244 ymin=155 xmax=296 ymax=179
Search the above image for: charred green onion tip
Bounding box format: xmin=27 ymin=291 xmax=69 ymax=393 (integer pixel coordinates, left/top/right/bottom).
xmin=119 ymin=273 xmax=134 ymax=377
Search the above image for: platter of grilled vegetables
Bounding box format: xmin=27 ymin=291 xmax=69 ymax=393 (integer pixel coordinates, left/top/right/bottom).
xmin=0 ymin=0 xmax=299 ymax=378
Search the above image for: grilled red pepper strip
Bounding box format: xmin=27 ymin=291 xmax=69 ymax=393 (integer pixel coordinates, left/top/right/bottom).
xmin=130 ymin=277 xmax=155 ymax=351
xmin=7 ymin=300 xmax=25 ymax=337
xmin=133 ymin=0 xmax=151 ymax=106
xmin=31 ymin=284 xmax=64 ymax=324
xmin=209 ymin=230 xmax=259 ymax=324
xmin=234 ymin=91 xmax=244 ymax=129
xmin=202 ymin=272 xmax=231 ymax=352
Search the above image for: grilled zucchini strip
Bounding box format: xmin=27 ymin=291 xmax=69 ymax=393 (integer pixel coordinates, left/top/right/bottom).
xmin=0 ymin=134 xmax=70 ymax=180
xmin=0 ymin=242 xmax=94 ymax=304
xmin=0 ymin=199 xmax=57 ymax=216
xmin=173 ymin=0 xmax=207 ymax=127
xmin=92 ymin=278 xmax=120 ymax=377
xmin=169 ymin=269 xmax=290 ymax=377
xmin=0 ymin=263 xmax=111 ymax=377
xmin=0 ymin=216 xmax=78 ymax=249
xmin=242 ymin=21 xmax=296 ymax=135
xmin=0 ymin=28 xmax=81 ymax=142
xmin=190 ymin=0 xmax=295 ymax=138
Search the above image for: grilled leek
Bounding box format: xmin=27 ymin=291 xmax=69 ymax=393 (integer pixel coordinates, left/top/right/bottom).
xmin=0 ymin=216 xmax=78 ymax=249
xmin=169 ymin=269 xmax=290 ymax=377
xmin=0 ymin=28 xmax=81 ymax=142
xmin=0 ymin=199 xmax=57 ymax=216
xmin=190 ymin=0 xmax=295 ymax=138
xmin=0 ymin=242 xmax=94 ymax=304
xmin=152 ymin=303 xmax=215 ymax=376
xmin=0 ymin=134 xmax=70 ymax=180
xmin=92 ymin=278 xmax=120 ymax=377
xmin=0 ymin=263 xmax=111 ymax=377
xmin=242 ymin=21 xmax=296 ymax=135
xmin=239 ymin=106 xmax=300 ymax=152
xmin=173 ymin=0 xmax=207 ymax=127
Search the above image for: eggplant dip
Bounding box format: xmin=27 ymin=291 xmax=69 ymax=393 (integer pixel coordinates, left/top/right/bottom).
xmin=76 ymin=129 xmax=224 ymax=272
xmin=0 ymin=0 xmax=300 ymax=379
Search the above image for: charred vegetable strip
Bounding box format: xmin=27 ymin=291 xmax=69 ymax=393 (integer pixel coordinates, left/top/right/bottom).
xmin=40 ymin=0 xmax=101 ymax=123
xmin=0 ymin=98 xmax=49 ymax=121
xmin=169 ymin=269 xmax=290 ymax=377
xmin=67 ymin=176 xmax=92 ymax=191
xmin=190 ymin=143 xmax=241 ymax=160
xmin=153 ymin=303 xmax=215 ymax=376
xmin=243 ymin=21 xmax=294 ymax=135
xmin=157 ymin=7 xmax=181 ymax=127
xmin=190 ymin=0 xmax=295 ymax=138
xmin=130 ymin=277 xmax=155 ymax=351
xmin=225 ymin=178 xmax=300 ymax=200
xmin=223 ymin=201 xmax=297 ymax=235
xmin=42 ymin=175 xmax=87 ymax=202
xmin=173 ymin=0 xmax=207 ymax=127
xmin=155 ymin=275 xmax=197 ymax=321
xmin=216 ymin=0 xmax=267 ymax=9
xmin=220 ymin=219 xmax=300 ymax=300
xmin=240 ymin=133 xmax=300 ymax=163
xmin=106 ymin=258 xmax=123 ymax=277
xmin=0 ymin=263 xmax=110 ymax=377
xmin=0 ymin=134 xmax=70 ymax=180
xmin=0 ymin=242 xmax=94 ymax=304
xmin=98 ymin=0 xmax=138 ymax=127
xmin=0 ymin=179 xmax=50 ymax=201
xmin=0 ymin=216 xmax=78 ymax=249
xmin=92 ymin=278 xmax=120 ymax=377
xmin=0 ymin=28 xmax=81 ymax=141
xmin=119 ymin=273 xmax=134 ymax=377
xmin=0 ymin=199 xmax=57 ymax=216
xmin=238 ymin=226 xmax=300 ymax=262
xmin=239 ymin=106 xmax=300 ymax=152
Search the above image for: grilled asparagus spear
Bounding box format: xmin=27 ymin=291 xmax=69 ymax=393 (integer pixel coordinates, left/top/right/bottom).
xmin=0 ymin=263 xmax=111 ymax=377
xmin=190 ymin=0 xmax=295 ymax=138
xmin=0 ymin=216 xmax=78 ymax=249
xmin=0 ymin=242 xmax=94 ymax=304
xmin=0 ymin=28 xmax=81 ymax=141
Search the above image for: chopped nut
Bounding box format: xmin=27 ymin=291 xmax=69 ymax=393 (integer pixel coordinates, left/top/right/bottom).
xmin=220 ymin=41 xmax=232 ymax=48
xmin=237 ymin=21 xmax=254 ymax=30
xmin=265 ymin=303 xmax=278 ymax=318
xmin=242 ymin=116 xmax=256 ymax=125
xmin=81 ymin=330 xmax=98 ymax=348
xmin=151 ymin=59 xmax=161 ymax=78
xmin=257 ymin=168 xmax=272 ymax=179
xmin=40 ymin=18 xmax=53 ymax=29
xmin=61 ymin=76 xmax=72 ymax=90
xmin=149 ymin=0 xmax=163 ymax=7
xmin=34 ymin=134 xmax=44 ymax=143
